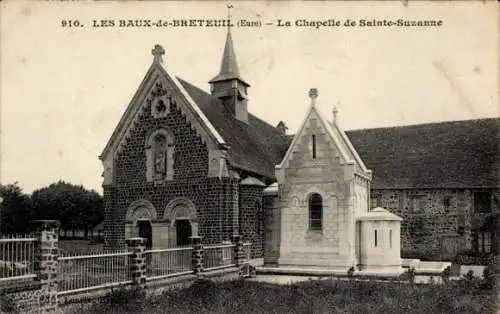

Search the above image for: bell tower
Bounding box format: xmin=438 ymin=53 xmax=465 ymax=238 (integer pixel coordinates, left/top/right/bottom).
xmin=209 ymin=5 xmax=250 ymax=123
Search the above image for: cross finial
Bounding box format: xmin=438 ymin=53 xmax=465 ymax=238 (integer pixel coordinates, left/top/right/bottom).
xmin=333 ymin=106 xmax=338 ymax=124
xmin=227 ymin=4 xmax=234 ymax=20
xmin=309 ymin=88 xmax=318 ymax=107
xmin=152 ymin=44 xmax=165 ymax=64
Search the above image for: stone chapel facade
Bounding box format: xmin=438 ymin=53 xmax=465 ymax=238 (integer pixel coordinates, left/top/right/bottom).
xmin=99 ymin=29 xmax=289 ymax=254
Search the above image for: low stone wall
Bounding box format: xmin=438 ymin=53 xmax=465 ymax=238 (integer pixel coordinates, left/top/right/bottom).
xmin=1 ymin=281 xmax=42 ymax=314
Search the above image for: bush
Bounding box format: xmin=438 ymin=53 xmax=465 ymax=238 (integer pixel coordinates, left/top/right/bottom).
xmin=407 ymin=267 xmax=416 ymax=285
xmin=347 ymin=266 xmax=355 ymax=279
xmin=87 ymin=286 xmax=147 ymax=313
xmin=462 ymin=270 xmax=482 ymax=291
xmin=441 ymin=266 xmax=452 ymax=284
xmin=482 ymin=261 xmax=500 ymax=290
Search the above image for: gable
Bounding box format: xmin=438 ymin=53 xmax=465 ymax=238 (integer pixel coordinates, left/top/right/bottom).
xmin=100 ymin=60 xmax=226 ymax=163
xmin=99 ymin=58 xmax=231 ymax=184
xmin=276 ymin=102 xmax=371 ymax=179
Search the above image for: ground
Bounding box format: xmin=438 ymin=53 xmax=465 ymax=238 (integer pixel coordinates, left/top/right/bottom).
xmin=71 ymin=277 xmax=498 ymax=314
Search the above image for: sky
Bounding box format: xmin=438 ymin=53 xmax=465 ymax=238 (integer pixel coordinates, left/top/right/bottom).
xmin=1 ymin=1 xmax=498 ymax=195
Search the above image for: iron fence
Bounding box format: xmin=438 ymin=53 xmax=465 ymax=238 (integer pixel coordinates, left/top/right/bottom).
xmin=58 ymin=250 xmax=133 ymax=295
xmin=204 ymin=242 xmax=236 ymax=271
xmin=0 ymin=234 xmax=36 ymax=282
xmin=145 ymin=247 xmax=193 ymax=281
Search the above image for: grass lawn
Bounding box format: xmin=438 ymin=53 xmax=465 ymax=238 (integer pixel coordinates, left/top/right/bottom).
xmin=74 ymin=277 xmax=498 ymax=314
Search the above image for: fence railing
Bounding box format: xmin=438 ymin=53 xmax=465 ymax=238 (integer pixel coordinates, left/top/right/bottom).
xmin=145 ymin=247 xmax=193 ymax=281
xmin=0 ymin=234 xmax=37 ymax=282
xmin=58 ymin=251 xmax=133 ymax=295
xmin=204 ymin=242 xmax=236 ymax=271
xmin=1 ymin=228 xmax=253 ymax=299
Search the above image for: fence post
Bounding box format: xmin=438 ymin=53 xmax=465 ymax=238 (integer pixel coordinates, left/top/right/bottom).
xmin=190 ymin=236 xmax=203 ymax=276
xmin=231 ymin=234 xmax=244 ymax=267
xmin=32 ymin=219 xmax=60 ymax=313
xmin=126 ymin=237 xmax=147 ymax=289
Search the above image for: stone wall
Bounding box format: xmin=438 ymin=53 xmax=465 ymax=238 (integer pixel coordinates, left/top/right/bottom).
xmin=371 ymin=188 xmax=500 ymax=260
xmin=238 ymin=185 xmax=264 ymax=258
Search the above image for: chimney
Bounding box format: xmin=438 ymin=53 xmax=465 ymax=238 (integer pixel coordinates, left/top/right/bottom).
xmin=276 ymin=121 xmax=288 ymax=135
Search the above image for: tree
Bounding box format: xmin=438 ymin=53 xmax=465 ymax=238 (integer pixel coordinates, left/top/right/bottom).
xmin=31 ymin=181 xmax=103 ymax=235
xmin=0 ymin=182 xmax=35 ymax=234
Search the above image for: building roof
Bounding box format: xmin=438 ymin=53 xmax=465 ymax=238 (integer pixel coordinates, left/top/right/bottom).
xmin=357 ymin=207 xmax=403 ymax=221
xmin=178 ymin=78 xmax=290 ymax=179
xmin=346 ymin=118 xmax=500 ymax=189
xmin=239 ymin=176 xmax=266 ymax=187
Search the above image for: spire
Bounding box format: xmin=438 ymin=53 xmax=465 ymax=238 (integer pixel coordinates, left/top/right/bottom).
xmin=209 ymin=4 xmax=249 ymax=86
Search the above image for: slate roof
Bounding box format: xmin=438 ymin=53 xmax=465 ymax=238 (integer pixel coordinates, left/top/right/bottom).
xmin=178 ymin=78 xmax=290 ymax=180
xmin=178 ymin=76 xmax=499 ymax=189
xmin=345 ymin=118 xmax=500 ymax=189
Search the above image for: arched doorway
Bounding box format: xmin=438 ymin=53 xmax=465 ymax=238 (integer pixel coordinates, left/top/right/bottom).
xmin=163 ymin=197 xmax=199 ymax=247
xmin=125 ymin=200 xmax=158 ymax=249
xmin=175 ymin=219 xmax=192 ymax=246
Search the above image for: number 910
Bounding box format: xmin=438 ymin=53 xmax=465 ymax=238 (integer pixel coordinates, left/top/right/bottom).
xmin=61 ymin=20 xmax=81 ymax=27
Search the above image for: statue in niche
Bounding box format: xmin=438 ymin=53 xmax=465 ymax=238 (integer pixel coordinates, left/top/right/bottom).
xmin=154 ymin=134 xmax=167 ymax=179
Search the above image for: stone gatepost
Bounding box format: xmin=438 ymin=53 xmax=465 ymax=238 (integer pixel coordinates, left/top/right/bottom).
xmin=190 ymin=236 xmax=203 ymax=275
xmin=232 ymin=234 xmax=244 ymax=267
xmin=126 ymin=237 xmax=147 ymax=288
xmin=32 ymin=219 xmax=60 ymax=313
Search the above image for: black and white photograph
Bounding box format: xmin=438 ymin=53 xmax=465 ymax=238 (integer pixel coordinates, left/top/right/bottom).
xmin=0 ymin=1 xmax=498 ymax=313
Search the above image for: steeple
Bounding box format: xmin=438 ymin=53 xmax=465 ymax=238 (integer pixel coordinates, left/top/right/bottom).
xmin=210 ymin=27 xmax=248 ymax=85
xmin=209 ymin=4 xmax=250 ymax=124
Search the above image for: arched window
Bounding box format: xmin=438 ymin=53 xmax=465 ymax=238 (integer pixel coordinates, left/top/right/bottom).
xmin=389 ymin=229 xmax=392 ymax=248
xmin=374 ymin=229 xmax=378 ymax=247
xmin=146 ymin=129 xmax=175 ymax=182
xmin=311 ymin=134 xmax=317 ymax=159
xmin=309 ymin=193 xmax=323 ymax=231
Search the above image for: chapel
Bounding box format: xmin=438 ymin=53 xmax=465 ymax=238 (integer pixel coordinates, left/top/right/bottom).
xmin=99 ymin=19 xmax=499 ymax=265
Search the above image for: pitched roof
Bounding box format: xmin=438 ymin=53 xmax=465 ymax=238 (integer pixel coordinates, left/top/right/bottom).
xmin=276 ymin=94 xmax=371 ymax=177
xmin=178 ymin=78 xmax=290 ymax=180
xmin=345 ymin=118 xmax=500 ymax=189
xmin=357 ymin=207 xmax=403 ymax=221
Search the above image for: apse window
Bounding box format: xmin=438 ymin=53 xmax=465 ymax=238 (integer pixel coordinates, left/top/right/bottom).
xmin=311 ymin=134 xmax=317 ymax=159
xmin=389 ymin=229 xmax=392 ymax=248
xmin=308 ymin=193 xmax=323 ymax=231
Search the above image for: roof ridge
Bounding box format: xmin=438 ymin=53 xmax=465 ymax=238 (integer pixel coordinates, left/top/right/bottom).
xmin=176 ymin=76 xmax=281 ymax=131
xmin=346 ymin=117 xmax=500 ymax=133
